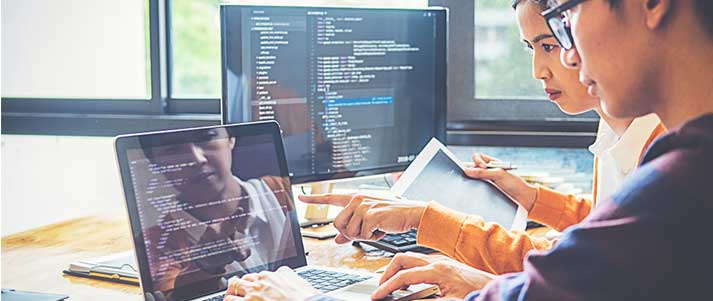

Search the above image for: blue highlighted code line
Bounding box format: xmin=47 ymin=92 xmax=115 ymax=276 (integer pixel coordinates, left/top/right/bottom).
xmin=325 ymin=96 xmax=394 ymax=107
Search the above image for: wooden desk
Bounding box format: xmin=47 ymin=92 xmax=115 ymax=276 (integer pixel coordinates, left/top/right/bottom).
xmin=1 ymin=214 xmax=392 ymax=301
xmin=2 ymin=214 xmax=550 ymax=301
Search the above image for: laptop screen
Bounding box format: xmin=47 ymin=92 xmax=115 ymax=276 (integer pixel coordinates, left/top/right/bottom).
xmin=115 ymin=122 xmax=306 ymax=301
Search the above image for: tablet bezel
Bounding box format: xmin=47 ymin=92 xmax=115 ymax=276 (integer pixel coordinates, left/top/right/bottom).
xmin=391 ymin=138 xmax=528 ymax=231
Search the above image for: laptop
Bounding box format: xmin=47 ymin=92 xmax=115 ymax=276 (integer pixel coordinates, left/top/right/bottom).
xmin=114 ymin=121 xmax=438 ymax=301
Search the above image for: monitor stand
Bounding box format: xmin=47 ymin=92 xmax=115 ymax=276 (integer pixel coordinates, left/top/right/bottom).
xmin=300 ymin=182 xmax=334 ymax=227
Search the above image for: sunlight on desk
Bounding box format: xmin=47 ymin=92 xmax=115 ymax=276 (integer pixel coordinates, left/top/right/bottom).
xmin=1 ymin=213 xmax=394 ymax=301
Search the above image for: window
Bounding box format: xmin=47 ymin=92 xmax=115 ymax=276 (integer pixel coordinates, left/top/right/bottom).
xmin=429 ymin=0 xmax=597 ymax=148
xmin=170 ymin=0 xmax=428 ymax=98
xmin=3 ymin=0 xmax=595 ymax=148
xmin=2 ymin=0 xmax=151 ymax=99
xmin=170 ymin=0 xmax=221 ymax=98
xmin=474 ymin=0 xmax=541 ymax=99
xmin=2 ymin=0 xmax=221 ymax=136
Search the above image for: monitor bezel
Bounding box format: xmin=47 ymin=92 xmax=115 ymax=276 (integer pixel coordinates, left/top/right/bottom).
xmin=219 ymin=4 xmax=448 ymax=185
xmin=114 ymin=121 xmax=308 ymax=300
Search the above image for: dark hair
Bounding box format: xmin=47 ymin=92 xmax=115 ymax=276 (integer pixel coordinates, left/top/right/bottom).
xmin=695 ymin=0 xmax=713 ymax=36
xmin=608 ymin=0 xmax=713 ymax=36
xmin=519 ymin=0 xmax=713 ymax=36
xmin=511 ymin=0 xmax=550 ymax=11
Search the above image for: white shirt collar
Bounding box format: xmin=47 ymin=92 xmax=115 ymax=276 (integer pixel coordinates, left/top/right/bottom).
xmin=235 ymin=177 xmax=270 ymax=225
xmin=170 ymin=176 xmax=270 ymax=242
xmin=607 ymin=113 xmax=661 ymax=175
xmin=588 ymin=119 xmax=619 ymax=157
xmin=170 ymin=207 xmax=209 ymax=243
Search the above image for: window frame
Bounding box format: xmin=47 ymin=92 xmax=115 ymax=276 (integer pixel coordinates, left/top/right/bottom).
xmin=430 ymin=0 xmax=598 ymax=148
xmin=2 ymin=0 xmax=221 ymax=136
xmin=3 ymin=0 xmax=596 ymax=148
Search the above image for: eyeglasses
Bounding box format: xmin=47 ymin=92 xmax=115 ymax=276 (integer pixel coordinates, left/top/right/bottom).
xmin=541 ymin=0 xmax=589 ymax=50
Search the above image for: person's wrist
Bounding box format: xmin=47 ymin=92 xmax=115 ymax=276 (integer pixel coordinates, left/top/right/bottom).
xmin=408 ymin=202 xmax=428 ymax=230
xmin=522 ymin=184 xmax=538 ymax=212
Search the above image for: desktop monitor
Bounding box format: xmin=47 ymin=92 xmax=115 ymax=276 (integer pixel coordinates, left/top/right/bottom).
xmin=221 ymin=4 xmax=447 ymax=184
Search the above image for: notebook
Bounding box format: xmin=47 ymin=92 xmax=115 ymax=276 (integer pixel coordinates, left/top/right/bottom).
xmin=63 ymin=250 xmax=139 ymax=285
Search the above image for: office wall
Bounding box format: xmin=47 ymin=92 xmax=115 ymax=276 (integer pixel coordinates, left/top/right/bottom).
xmin=1 ymin=135 xmax=125 ymax=236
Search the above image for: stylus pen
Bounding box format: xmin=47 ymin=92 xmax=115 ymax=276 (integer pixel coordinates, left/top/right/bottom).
xmin=486 ymin=161 xmax=518 ymax=170
xmin=465 ymin=161 xmax=518 ymax=171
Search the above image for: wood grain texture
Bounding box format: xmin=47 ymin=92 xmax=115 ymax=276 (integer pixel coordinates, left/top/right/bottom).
xmin=2 ymin=213 xmax=549 ymax=301
xmin=1 ymin=214 xmax=392 ymax=301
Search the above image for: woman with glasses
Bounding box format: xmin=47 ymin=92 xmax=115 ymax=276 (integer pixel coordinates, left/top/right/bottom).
xmin=455 ymin=0 xmax=666 ymax=274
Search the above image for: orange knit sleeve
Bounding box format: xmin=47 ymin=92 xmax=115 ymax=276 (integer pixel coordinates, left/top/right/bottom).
xmin=527 ymin=185 xmax=593 ymax=232
xmin=416 ymin=202 xmax=554 ymax=274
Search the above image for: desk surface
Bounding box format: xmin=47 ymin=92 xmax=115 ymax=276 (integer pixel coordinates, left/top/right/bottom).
xmin=2 ymin=214 xmax=550 ymax=301
xmin=1 ymin=214 xmax=392 ymax=301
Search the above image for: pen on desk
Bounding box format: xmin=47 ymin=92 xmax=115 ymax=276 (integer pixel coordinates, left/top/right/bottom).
xmin=89 ymin=271 xmax=140 ymax=283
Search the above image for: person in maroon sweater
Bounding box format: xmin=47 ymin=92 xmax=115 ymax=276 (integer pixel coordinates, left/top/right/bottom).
xmin=223 ymin=0 xmax=713 ymax=300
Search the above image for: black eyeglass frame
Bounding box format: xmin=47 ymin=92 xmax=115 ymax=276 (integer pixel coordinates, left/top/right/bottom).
xmin=541 ymin=0 xmax=589 ymax=50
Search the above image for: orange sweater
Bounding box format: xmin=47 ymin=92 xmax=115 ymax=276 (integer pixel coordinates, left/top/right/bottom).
xmin=416 ymin=122 xmax=666 ymax=275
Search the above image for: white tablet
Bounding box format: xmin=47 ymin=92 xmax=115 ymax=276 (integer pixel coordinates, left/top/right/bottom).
xmin=391 ymin=138 xmax=528 ymax=231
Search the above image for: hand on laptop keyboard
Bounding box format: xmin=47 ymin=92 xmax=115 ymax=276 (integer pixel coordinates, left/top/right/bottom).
xmin=225 ymin=266 xmax=320 ymax=301
xmin=373 ymin=252 xmax=495 ymax=300
xmin=297 ymin=269 xmax=370 ymax=293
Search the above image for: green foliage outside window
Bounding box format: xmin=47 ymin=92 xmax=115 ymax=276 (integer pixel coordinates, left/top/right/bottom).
xmin=172 ymin=0 xmax=221 ymax=97
xmin=474 ymin=0 xmax=544 ymax=99
xmin=171 ymin=0 xmax=543 ymax=100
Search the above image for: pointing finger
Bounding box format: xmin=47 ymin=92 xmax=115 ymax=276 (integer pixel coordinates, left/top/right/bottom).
xmin=298 ymin=193 xmax=352 ymax=207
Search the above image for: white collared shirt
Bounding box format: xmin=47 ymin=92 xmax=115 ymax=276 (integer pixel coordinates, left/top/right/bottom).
xmin=233 ymin=177 xmax=295 ymax=271
xmin=171 ymin=176 xmax=296 ymax=273
xmin=589 ymin=113 xmax=661 ymax=206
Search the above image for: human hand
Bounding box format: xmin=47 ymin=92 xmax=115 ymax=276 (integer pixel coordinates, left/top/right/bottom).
xmin=298 ymin=194 xmax=427 ymax=244
xmin=224 ymin=266 xmax=320 ymax=301
xmin=144 ymin=292 xmax=167 ymax=301
xmin=465 ymin=153 xmax=537 ymax=211
xmin=372 ymin=252 xmax=495 ymax=300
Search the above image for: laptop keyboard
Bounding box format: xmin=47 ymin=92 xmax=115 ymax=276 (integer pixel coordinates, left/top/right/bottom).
xmin=298 ymin=269 xmax=371 ymax=293
xmin=379 ymin=229 xmax=418 ymax=247
xmin=197 ymin=269 xmax=369 ymax=300
xmin=201 ymin=294 xmax=225 ymax=301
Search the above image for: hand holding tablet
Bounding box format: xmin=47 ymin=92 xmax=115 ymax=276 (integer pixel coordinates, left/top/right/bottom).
xmin=391 ymin=138 xmax=528 ymax=231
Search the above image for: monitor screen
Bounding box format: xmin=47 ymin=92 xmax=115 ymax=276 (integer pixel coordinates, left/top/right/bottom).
xmin=221 ymin=5 xmax=447 ymax=184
